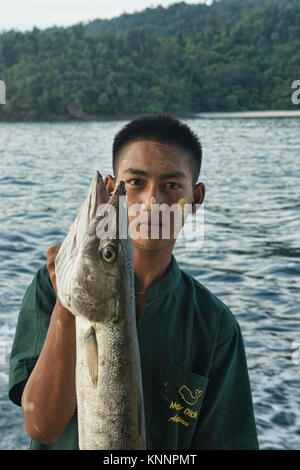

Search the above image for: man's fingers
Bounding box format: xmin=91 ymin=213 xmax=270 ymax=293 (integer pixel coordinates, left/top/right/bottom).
xmin=46 ymin=242 xmax=63 ymax=260
xmin=46 ymin=242 xmax=63 ymax=294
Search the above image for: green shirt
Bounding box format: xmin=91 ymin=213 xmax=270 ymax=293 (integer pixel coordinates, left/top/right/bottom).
xmin=9 ymin=255 xmax=259 ymax=450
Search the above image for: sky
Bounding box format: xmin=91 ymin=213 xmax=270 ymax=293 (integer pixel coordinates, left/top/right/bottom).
xmin=0 ymin=0 xmax=212 ymax=33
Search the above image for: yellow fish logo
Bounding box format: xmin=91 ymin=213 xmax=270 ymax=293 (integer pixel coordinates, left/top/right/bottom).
xmin=179 ymin=385 xmax=203 ymax=405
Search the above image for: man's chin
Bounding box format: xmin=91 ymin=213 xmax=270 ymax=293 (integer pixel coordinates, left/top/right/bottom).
xmin=131 ymin=236 xmax=175 ymax=252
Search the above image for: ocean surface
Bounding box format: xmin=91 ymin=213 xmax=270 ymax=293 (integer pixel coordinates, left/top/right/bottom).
xmin=0 ymin=116 xmax=299 ymax=450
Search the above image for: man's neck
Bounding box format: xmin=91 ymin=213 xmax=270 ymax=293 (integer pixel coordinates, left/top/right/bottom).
xmin=134 ymin=244 xmax=174 ymax=292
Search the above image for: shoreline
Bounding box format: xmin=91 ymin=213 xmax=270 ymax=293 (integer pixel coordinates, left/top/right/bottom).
xmin=0 ymin=109 xmax=300 ymax=122
xmin=0 ymin=110 xmax=200 ymax=122
xmin=197 ymin=110 xmax=300 ymax=119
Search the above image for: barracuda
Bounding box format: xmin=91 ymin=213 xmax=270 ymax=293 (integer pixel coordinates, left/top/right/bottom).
xmin=54 ymin=171 xmax=146 ymax=450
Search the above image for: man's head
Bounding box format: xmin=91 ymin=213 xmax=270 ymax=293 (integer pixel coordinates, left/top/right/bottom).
xmin=104 ymin=114 xmax=205 ymax=252
xmin=112 ymin=114 xmax=202 ymax=185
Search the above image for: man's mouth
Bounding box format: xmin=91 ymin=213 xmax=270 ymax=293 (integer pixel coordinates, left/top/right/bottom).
xmin=137 ymin=212 xmax=163 ymax=227
xmin=139 ymin=221 xmax=162 ymax=227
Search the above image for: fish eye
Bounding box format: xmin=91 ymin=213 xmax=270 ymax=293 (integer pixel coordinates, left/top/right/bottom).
xmin=101 ymin=246 xmax=116 ymax=263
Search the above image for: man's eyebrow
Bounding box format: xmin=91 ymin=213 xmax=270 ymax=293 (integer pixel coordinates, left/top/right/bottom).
xmin=159 ymin=171 xmax=186 ymax=180
xmin=121 ymin=168 xmax=187 ymax=180
xmin=122 ymin=168 xmax=149 ymax=177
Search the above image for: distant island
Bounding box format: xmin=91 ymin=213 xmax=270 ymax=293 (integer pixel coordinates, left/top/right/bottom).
xmin=0 ymin=0 xmax=299 ymax=120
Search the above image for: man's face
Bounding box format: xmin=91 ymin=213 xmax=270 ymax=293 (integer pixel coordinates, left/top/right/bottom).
xmin=110 ymin=140 xmax=204 ymax=252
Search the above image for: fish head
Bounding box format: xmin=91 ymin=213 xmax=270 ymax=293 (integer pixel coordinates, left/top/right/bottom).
xmin=55 ymin=171 xmax=134 ymax=323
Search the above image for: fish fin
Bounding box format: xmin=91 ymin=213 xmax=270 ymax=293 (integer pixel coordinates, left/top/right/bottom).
xmin=84 ymin=326 xmax=98 ymax=388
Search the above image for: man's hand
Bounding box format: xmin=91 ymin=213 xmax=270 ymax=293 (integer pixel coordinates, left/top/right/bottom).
xmin=46 ymin=241 xmax=71 ymax=313
xmin=46 ymin=242 xmax=62 ymax=296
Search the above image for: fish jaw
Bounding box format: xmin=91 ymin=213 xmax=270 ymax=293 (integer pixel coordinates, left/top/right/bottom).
xmin=55 ymin=171 xmax=109 ymax=315
xmin=55 ymin=172 xmax=131 ymax=323
xmin=69 ymin=171 xmax=110 ymax=258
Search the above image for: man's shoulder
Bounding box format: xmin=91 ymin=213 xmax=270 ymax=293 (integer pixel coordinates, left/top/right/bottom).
xmin=179 ymin=267 xmax=239 ymax=339
xmin=21 ymin=262 xmax=56 ymax=318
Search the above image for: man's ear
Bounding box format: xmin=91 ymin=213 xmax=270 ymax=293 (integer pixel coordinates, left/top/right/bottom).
xmin=192 ymin=182 xmax=205 ymax=214
xmin=104 ymin=175 xmax=116 ymax=196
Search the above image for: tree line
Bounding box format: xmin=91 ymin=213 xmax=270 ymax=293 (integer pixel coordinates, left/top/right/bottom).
xmin=0 ymin=0 xmax=299 ymax=119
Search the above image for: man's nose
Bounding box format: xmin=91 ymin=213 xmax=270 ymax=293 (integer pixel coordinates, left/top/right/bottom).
xmin=143 ymin=184 xmax=162 ymax=211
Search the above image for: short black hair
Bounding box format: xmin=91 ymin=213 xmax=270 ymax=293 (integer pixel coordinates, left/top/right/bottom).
xmin=112 ymin=114 xmax=202 ymax=184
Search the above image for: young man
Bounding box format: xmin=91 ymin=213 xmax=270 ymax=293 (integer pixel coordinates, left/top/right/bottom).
xmin=9 ymin=114 xmax=259 ymax=450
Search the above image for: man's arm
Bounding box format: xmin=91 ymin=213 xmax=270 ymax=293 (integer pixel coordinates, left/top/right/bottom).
xmin=190 ymin=307 xmax=259 ymax=450
xmin=21 ymin=244 xmax=77 ymax=445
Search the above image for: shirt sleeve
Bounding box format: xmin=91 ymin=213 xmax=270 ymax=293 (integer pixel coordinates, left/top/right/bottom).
xmin=8 ymin=264 xmax=56 ymax=406
xmin=190 ymin=307 xmax=259 ymax=450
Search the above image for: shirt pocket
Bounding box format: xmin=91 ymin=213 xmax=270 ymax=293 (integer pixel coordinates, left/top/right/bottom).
xmin=149 ymin=363 xmax=209 ymax=450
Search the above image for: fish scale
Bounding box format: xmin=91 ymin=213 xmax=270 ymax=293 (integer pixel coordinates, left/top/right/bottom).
xmin=55 ymin=171 xmax=146 ymax=450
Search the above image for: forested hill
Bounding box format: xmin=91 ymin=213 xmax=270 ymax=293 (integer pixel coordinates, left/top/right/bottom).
xmin=0 ymin=0 xmax=299 ymax=119
xmin=61 ymin=0 xmax=257 ymax=39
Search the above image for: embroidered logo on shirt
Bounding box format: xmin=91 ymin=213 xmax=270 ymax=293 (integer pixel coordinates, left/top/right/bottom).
xmin=166 ymin=384 xmax=203 ymax=427
xmin=178 ymin=385 xmax=203 ymax=405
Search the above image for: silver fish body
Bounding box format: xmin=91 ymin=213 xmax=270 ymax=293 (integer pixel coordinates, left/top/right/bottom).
xmin=55 ymin=171 xmax=146 ymax=450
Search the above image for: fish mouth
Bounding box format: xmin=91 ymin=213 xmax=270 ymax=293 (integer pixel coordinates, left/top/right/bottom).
xmin=88 ymin=172 xmax=126 ymax=225
xmin=87 ymin=171 xmax=110 ymax=224
xmin=91 ymin=175 xmax=128 ymax=242
xmin=106 ymin=179 xmax=126 ymax=208
xmin=89 ymin=172 xmax=126 ymax=220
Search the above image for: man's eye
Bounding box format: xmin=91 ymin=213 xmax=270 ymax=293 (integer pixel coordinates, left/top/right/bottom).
xmin=127 ymin=178 xmax=143 ymax=186
xmin=165 ymin=182 xmax=180 ymax=190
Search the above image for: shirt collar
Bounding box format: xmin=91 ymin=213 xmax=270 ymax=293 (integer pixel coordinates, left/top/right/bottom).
xmin=134 ymin=254 xmax=182 ymax=303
